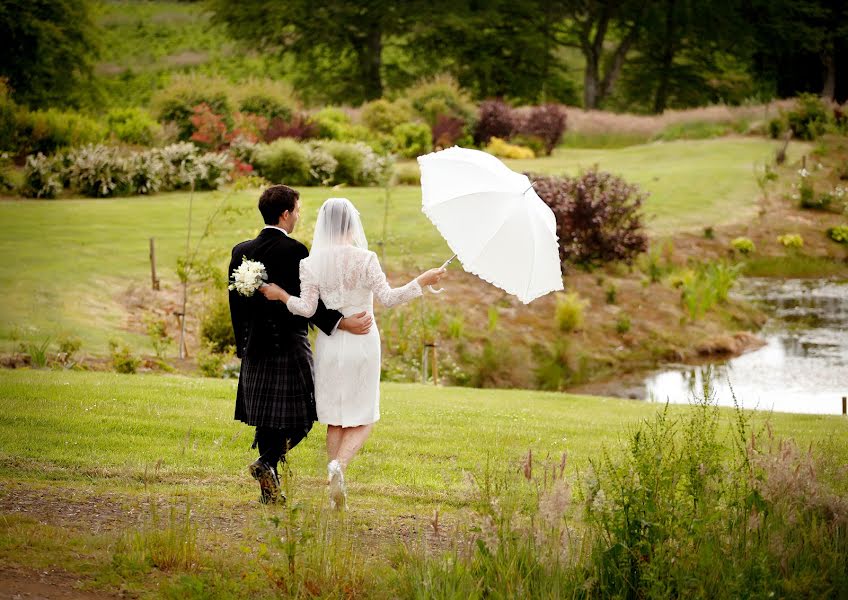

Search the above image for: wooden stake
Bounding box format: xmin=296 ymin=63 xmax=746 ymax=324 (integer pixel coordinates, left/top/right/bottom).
xmin=432 ymin=343 xmax=439 ymax=385
xmin=149 ymin=237 xmax=160 ymax=291
xmin=842 ymin=396 xmax=846 ymax=416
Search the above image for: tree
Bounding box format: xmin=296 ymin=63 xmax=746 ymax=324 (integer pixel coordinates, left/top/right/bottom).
xmin=557 ymin=0 xmax=648 ymax=109
xmin=208 ymin=0 xmax=410 ymax=104
xmin=0 ymin=0 xmax=99 ymax=108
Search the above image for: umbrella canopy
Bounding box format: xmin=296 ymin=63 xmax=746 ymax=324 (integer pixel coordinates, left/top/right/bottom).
xmin=418 ymin=146 xmax=564 ymax=304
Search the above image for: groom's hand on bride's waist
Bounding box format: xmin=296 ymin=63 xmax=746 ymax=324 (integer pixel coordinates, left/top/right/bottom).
xmin=338 ymin=311 xmax=372 ymax=335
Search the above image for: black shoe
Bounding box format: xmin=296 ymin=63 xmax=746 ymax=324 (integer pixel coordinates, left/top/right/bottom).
xmin=249 ymin=460 xmax=282 ymax=504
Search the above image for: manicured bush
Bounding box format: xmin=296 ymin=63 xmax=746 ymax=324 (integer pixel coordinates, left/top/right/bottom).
xmin=474 ymin=99 xmax=516 ymax=146
xmin=230 ymin=112 xmax=268 ymax=144
xmin=361 ymin=98 xmax=414 ymax=134
xmin=730 ymin=237 xmax=755 ymax=255
xmin=314 ymin=140 xmax=393 ymax=186
xmin=189 ymin=103 xmax=229 ymax=151
xmin=516 ymin=104 xmax=567 ymax=155
xmin=404 ymin=75 xmax=477 ymax=129
xmin=533 ymin=169 xmax=648 ymax=266
xmin=393 ymin=163 xmax=420 ymax=185
xmin=20 ymin=153 xmax=63 ymax=199
xmin=66 ymin=145 xmax=131 ymax=198
xmin=254 ymin=138 xmax=311 ymax=185
xmin=555 ymin=291 xmax=588 ymax=332
xmin=510 ymin=134 xmax=546 ymax=157
xmin=234 ymin=78 xmax=298 ymax=120
xmin=106 ymin=107 xmax=159 ymax=146
xmin=786 ymin=94 xmax=831 ymax=141
xmin=392 ymin=122 xmax=432 ymax=158
xmin=484 ymin=137 xmax=534 ymax=159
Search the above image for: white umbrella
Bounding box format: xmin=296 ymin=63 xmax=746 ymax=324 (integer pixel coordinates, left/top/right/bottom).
xmin=417 ymin=146 xmax=564 ymax=304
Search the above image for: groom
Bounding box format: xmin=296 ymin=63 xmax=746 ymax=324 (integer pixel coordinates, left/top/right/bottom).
xmin=229 ymin=184 xmax=372 ymax=504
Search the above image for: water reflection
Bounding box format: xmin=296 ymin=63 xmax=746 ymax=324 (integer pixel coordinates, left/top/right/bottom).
xmin=645 ymin=278 xmax=848 ymax=415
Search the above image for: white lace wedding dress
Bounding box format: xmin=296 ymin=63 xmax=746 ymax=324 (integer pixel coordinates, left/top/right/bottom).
xmin=285 ymin=246 xmax=422 ymax=426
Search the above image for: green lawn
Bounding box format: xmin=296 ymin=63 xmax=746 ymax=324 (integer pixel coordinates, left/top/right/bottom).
xmin=1 ymin=369 xmax=844 ymax=507
xmin=0 ymin=138 xmax=808 ymax=352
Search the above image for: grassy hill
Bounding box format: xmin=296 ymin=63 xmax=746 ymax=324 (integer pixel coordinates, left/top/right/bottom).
xmin=0 ymin=138 xmax=806 ymax=354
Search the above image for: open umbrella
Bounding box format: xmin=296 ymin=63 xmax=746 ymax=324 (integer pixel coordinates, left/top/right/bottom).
xmin=418 ymin=146 xmax=564 ymax=304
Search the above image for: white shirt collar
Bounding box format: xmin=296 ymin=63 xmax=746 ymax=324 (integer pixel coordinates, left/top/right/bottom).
xmin=262 ymin=225 xmax=289 ymax=236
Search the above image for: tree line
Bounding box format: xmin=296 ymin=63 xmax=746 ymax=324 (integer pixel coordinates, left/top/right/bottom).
xmin=2 ymin=0 xmax=846 ymax=112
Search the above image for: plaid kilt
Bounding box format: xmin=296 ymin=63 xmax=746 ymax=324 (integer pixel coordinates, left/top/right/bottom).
xmin=234 ymin=336 xmax=318 ymax=430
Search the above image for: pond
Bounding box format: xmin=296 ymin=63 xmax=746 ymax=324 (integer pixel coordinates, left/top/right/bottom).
xmin=644 ymin=278 xmax=848 ymax=415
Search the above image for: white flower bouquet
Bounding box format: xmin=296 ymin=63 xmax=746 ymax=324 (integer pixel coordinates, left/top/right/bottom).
xmin=228 ymin=257 xmax=268 ymax=297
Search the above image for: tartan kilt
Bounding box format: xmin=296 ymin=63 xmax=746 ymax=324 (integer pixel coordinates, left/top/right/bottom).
xmin=234 ymin=336 xmax=318 ymax=430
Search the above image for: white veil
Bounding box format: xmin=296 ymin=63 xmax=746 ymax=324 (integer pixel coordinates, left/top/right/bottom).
xmin=309 ymin=197 xmax=369 ymax=285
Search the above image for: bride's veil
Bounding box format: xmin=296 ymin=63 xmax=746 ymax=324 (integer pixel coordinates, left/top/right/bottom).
xmin=309 ymin=197 xmax=368 ymax=285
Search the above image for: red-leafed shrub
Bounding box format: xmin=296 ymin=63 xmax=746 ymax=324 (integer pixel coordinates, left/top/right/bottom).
xmin=473 ymin=99 xmax=516 ymax=146
xmin=532 ymin=169 xmax=647 ymax=266
xmin=265 ymin=113 xmax=319 ymax=142
xmin=432 ymin=114 xmax=466 ymax=148
xmin=517 ymin=104 xmax=567 ymax=155
xmin=190 ymin=103 xmax=229 ymax=150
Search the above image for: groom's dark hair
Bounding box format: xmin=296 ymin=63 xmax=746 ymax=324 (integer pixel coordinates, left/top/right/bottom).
xmin=258 ymin=185 xmax=299 ymax=224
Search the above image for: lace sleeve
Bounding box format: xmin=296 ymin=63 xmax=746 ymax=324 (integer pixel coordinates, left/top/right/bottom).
xmin=285 ymin=260 xmax=320 ymax=318
xmin=365 ymin=252 xmax=422 ymax=308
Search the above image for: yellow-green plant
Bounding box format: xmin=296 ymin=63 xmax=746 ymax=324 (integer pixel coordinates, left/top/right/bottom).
xmin=555 ymin=291 xmax=589 ymax=332
xmin=730 ymin=237 xmax=755 ymax=255
xmin=777 ymin=233 xmax=804 ymax=249
xmin=484 ymin=136 xmax=535 ymax=159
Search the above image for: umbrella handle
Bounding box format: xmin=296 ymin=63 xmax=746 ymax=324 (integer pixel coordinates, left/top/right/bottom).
xmin=426 ymin=254 xmax=457 ymax=295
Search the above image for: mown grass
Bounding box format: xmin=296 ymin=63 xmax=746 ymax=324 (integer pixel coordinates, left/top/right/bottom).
xmin=0 ymin=139 xmax=810 ymax=353
xmin=0 ymin=370 xmax=845 ymax=598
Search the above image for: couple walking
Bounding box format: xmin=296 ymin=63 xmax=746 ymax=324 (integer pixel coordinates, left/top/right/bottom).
xmin=228 ymin=185 xmax=446 ymax=508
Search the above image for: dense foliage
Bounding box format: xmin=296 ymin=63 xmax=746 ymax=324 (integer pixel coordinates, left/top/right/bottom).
xmin=533 ymin=169 xmax=648 ymax=266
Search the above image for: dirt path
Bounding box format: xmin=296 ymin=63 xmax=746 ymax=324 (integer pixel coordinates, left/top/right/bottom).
xmin=0 ymin=566 xmax=119 ymax=600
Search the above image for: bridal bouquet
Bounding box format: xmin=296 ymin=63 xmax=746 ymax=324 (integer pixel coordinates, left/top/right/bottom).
xmin=228 ymin=257 xmax=267 ymax=297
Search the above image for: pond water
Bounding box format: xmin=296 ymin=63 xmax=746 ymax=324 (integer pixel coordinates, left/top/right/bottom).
xmin=644 ymin=278 xmax=848 ymax=415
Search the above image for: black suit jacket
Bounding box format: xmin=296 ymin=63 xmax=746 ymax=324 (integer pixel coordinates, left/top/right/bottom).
xmin=228 ymin=228 xmax=342 ymax=359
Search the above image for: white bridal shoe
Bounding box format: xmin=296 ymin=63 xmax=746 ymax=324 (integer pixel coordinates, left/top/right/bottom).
xmin=327 ymin=459 xmax=346 ymax=510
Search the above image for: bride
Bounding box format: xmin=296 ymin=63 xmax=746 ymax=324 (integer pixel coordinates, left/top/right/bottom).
xmin=259 ymin=197 xmax=446 ymax=508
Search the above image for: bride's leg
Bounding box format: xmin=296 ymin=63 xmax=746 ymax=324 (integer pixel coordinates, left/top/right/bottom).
xmin=336 ymin=424 xmax=374 ymax=469
xmin=326 ymin=425 xmax=344 ymax=461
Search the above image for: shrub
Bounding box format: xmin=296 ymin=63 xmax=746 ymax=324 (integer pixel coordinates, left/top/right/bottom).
xmin=394 ymin=163 xmax=420 ymax=185
xmin=17 ymin=109 xmax=106 ymax=156
xmin=0 ymin=152 xmax=14 ymax=192
xmin=533 ymin=169 xmax=648 ymax=266
xmin=152 ymin=75 xmax=233 ymax=141
xmin=189 ymin=103 xmax=229 ymax=151
xmin=403 ymin=74 xmax=477 ymax=129
xmin=516 ymin=104 xmax=567 ymax=155
xmin=657 ymin=121 xmax=731 ymax=141
xmin=67 ymin=145 xmax=131 ymax=198
xmin=264 ymin=113 xmax=318 ymax=142
xmin=677 ymin=262 xmax=740 ymax=320
xmin=615 ymin=313 xmax=631 ymax=334
xmin=311 ymin=107 xmax=353 ymax=139
xmin=555 ymin=291 xmax=588 ymax=332
xmin=109 ymin=340 xmax=140 ymax=374
xmin=826 ymin=224 xmax=848 ymax=244
xmin=361 ymin=98 xmax=414 ymax=134
xmin=189 ymin=152 xmax=232 ymax=191
xmin=777 ymin=233 xmax=804 ymax=249
xmin=127 ymin=150 xmax=164 ymax=195
xmin=230 ymin=112 xmax=268 ymax=144
xmin=392 ymin=122 xmax=432 ymax=158
xmin=767 ymin=116 xmax=787 ymax=139
xmin=786 ymin=93 xmax=831 ymax=141
xmin=730 ymin=237 xmax=755 ymax=255
xmin=485 ymin=136 xmax=534 ymax=159
xmin=304 ymin=143 xmax=338 ymax=186
xmin=473 ymin=99 xmax=516 ymax=146
xmin=254 ymin=138 xmax=310 ymax=185
xmin=432 ymin=114 xmax=469 ymax=148
xmin=20 ymin=153 xmax=63 ymax=199
xmin=200 ymin=297 xmax=236 ymax=354
xmin=317 ymin=140 xmax=392 ymax=186
xmin=0 ymin=82 xmax=17 ymax=154
xmin=604 ymin=283 xmax=617 ymax=304
xmin=107 ymin=108 xmax=159 ymax=146
xmin=228 ymin=137 xmax=259 ymax=165
xmin=510 ymin=134 xmax=545 ymax=156
xmin=155 ymin=143 xmax=230 ymax=191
